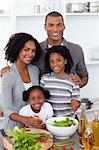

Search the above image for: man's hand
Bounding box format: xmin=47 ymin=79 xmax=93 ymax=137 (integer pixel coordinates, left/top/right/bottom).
xmin=1 ymin=66 xmax=11 ymax=77
xmin=71 ymin=99 xmax=80 ymax=112
xmin=69 ymin=74 xmax=88 ymax=88
xmin=69 ymin=74 xmax=81 ymax=86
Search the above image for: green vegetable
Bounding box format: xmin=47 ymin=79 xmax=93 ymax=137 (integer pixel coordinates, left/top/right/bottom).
xmin=51 ymin=118 xmax=76 ymax=127
xmin=7 ymin=127 xmax=50 ymax=150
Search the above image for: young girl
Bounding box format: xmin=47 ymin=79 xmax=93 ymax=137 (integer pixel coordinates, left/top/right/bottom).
xmin=40 ymin=45 xmax=80 ymax=116
xmin=19 ymin=86 xmax=53 ymax=128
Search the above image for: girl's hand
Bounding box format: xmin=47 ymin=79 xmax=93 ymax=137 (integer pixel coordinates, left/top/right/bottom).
xmin=71 ymin=99 xmax=80 ymax=112
xmin=29 ymin=116 xmax=42 ymax=127
xmin=39 ymin=121 xmax=46 ymax=129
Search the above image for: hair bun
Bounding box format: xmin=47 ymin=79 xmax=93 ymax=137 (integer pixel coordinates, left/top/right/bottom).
xmin=45 ymin=89 xmax=51 ymax=99
xmin=23 ymin=91 xmax=28 ymax=102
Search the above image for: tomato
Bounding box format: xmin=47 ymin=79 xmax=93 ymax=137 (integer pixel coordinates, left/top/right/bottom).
xmin=43 ymin=140 xmax=47 ymax=143
xmin=69 ymin=147 xmax=74 ymax=150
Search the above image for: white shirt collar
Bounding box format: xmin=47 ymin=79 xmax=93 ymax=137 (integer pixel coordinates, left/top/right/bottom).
xmin=48 ymin=42 xmax=63 ymax=48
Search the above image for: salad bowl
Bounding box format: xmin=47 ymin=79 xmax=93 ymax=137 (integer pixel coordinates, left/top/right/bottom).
xmin=45 ymin=116 xmax=78 ymax=139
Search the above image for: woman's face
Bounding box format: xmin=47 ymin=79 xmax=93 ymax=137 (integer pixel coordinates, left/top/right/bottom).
xmin=29 ymin=89 xmax=45 ymax=113
xmin=18 ymin=40 xmax=36 ymax=64
xmin=49 ymin=52 xmax=67 ymax=76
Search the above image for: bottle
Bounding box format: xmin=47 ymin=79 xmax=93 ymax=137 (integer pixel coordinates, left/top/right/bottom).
xmin=79 ymin=103 xmax=87 ymax=148
xmin=92 ymin=111 xmax=99 ymax=149
xmin=82 ymin=119 xmax=93 ymax=150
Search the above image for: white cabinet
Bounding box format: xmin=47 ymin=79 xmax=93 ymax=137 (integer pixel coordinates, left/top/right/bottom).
xmin=63 ymin=0 xmax=99 ymax=64
xmin=0 ymin=0 xmax=99 ymax=69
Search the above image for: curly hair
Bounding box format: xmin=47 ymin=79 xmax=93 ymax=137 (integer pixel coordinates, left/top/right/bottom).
xmin=45 ymin=45 xmax=74 ymax=73
xmin=23 ymin=85 xmax=51 ymax=102
xmin=4 ymin=32 xmax=41 ymax=63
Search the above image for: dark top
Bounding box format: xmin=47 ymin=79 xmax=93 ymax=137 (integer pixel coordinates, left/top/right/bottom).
xmin=34 ymin=38 xmax=88 ymax=78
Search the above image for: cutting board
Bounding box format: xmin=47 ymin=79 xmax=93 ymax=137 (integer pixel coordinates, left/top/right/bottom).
xmin=3 ymin=128 xmax=53 ymax=150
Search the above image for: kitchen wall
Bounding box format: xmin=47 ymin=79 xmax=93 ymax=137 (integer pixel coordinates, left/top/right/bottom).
xmin=80 ymin=64 xmax=99 ymax=99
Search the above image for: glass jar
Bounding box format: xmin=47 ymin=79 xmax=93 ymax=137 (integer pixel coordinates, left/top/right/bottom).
xmin=79 ymin=103 xmax=87 ymax=148
xmin=82 ymin=119 xmax=93 ymax=150
xmin=92 ymin=112 xmax=99 ymax=149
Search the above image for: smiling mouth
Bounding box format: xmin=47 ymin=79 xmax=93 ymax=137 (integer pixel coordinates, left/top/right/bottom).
xmin=25 ymin=57 xmax=33 ymax=61
xmin=34 ymin=104 xmax=41 ymax=109
xmin=53 ymin=67 xmax=60 ymax=71
xmin=52 ymin=34 xmax=60 ymax=37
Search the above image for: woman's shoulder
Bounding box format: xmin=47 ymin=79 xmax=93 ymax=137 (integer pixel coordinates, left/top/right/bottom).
xmin=28 ymin=64 xmax=40 ymax=73
xmin=2 ymin=69 xmax=16 ymax=81
xmin=28 ymin=64 xmax=39 ymax=70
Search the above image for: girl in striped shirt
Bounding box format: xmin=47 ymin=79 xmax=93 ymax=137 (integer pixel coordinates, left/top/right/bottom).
xmin=40 ymin=45 xmax=80 ymax=116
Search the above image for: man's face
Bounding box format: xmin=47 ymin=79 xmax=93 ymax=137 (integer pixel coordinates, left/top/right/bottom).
xmin=45 ymin=16 xmax=65 ymax=43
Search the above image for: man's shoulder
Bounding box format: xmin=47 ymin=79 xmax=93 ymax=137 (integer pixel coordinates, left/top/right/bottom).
xmin=63 ymin=38 xmax=82 ymax=51
xmin=40 ymin=39 xmax=46 ymax=46
xmin=40 ymin=39 xmax=47 ymax=50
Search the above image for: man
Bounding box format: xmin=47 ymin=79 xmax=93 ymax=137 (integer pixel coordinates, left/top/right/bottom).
xmin=1 ymin=11 xmax=88 ymax=88
xmin=38 ymin=11 xmax=88 ymax=88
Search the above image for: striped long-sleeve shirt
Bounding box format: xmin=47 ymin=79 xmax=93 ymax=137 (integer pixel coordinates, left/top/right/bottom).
xmin=40 ymin=72 xmax=80 ymax=116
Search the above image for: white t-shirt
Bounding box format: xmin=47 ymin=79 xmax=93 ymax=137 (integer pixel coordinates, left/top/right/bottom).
xmin=19 ymin=102 xmax=53 ymax=122
xmin=23 ymin=82 xmax=32 ymax=90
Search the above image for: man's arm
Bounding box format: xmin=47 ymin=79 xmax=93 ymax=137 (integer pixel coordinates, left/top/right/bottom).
xmin=80 ymin=76 xmax=88 ymax=88
xmin=0 ymin=66 xmax=11 ymax=77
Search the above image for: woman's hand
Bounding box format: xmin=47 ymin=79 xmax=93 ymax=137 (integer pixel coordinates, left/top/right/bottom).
xmin=71 ymin=99 xmax=80 ymax=112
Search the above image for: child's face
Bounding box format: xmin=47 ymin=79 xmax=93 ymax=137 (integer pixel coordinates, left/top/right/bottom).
xmin=28 ymin=89 xmax=45 ymax=113
xmin=49 ymin=52 xmax=67 ymax=75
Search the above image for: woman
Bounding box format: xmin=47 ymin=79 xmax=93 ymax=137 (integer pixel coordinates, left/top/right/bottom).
xmin=1 ymin=32 xmax=41 ymax=131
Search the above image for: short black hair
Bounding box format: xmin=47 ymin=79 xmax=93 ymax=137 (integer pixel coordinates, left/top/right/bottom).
xmin=23 ymin=85 xmax=51 ymax=102
xmin=4 ymin=32 xmax=41 ymax=63
xmin=45 ymin=11 xmax=64 ymax=24
xmin=45 ymin=45 xmax=74 ymax=73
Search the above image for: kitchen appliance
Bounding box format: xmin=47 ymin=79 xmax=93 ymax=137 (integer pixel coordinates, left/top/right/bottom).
xmin=66 ymin=3 xmax=88 ymax=13
xmin=90 ymin=2 xmax=99 ymax=12
xmin=81 ymin=98 xmax=93 ymax=109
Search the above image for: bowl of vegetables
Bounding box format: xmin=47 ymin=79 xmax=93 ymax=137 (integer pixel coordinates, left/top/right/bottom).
xmin=45 ymin=117 xmax=78 ymax=139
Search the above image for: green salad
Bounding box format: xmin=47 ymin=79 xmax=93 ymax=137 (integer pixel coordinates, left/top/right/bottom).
xmin=7 ymin=127 xmax=50 ymax=150
xmin=51 ymin=118 xmax=76 ymax=127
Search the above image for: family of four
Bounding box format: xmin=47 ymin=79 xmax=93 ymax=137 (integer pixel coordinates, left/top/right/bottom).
xmin=1 ymin=11 xmax=88 ymax=132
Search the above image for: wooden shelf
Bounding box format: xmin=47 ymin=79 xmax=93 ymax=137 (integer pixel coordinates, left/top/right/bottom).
xmin=65 ymin=12 xmax=99 ymax=16
xmin=16 ymin=13 xmax=46 ymax=17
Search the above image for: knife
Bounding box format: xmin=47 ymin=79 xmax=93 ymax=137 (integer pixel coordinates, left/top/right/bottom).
xmin=0 ymin=129 xmax=7 ymax=137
